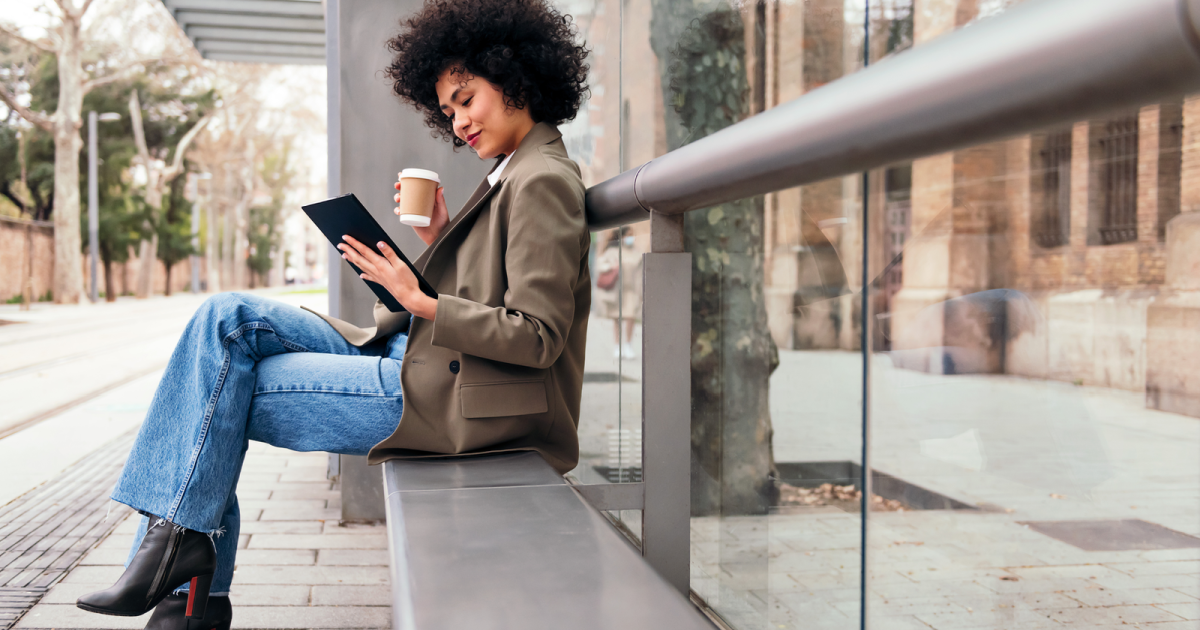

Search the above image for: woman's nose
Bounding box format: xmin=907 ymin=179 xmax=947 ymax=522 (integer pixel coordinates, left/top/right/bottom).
xmin=454 ymin=116 xmax=470 ymax=138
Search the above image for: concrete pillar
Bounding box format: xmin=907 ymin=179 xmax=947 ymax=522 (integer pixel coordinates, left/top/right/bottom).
xmin=328 ymin=0 xmax=491 ymax=521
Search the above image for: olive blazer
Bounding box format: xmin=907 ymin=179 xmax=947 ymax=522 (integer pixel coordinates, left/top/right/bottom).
xmin=308 ymin=122 xmax=590 ymax=474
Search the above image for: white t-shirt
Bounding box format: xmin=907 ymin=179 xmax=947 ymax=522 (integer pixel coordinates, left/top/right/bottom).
xmin=487 ymin=152 xmax=514 ymax=187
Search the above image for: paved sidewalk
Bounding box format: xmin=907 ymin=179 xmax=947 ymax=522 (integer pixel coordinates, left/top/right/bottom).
xmin=15 ymin=444 xmax=391 ymax=630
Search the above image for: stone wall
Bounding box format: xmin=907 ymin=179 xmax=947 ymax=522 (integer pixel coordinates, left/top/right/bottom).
xmin=1 ymin=216 xmax=216 ymax=303
xmin=0 ymin=217 xmax=54 ymax=303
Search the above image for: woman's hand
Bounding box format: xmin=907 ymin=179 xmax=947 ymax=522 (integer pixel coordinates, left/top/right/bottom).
xmin=337 ymin=235 xmax=438 ymax=320
xmin=395 ymin=181 xmax=449 ymax=246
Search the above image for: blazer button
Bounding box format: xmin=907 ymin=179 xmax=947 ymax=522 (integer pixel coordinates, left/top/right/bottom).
xmin=449 ymin=360 xmax=460 ymax=374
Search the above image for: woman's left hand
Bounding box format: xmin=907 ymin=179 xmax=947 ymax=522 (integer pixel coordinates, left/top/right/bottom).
xmin=337 ymin=235 xmax=437 ymax=320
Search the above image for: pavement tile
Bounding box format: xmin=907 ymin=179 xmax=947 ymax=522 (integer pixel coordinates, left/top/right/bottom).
xmin=227 ymin=605 xmax=390 ymax=629
xmin=278 ymin=469 xmax=329 ymax=483
xmin=1091 ymin=572 xmax=1200 ymax=590
xmin=238 ymin=521 xmax=325 ymax=534
xmin=1064 ymin=586 xmax=1198 ymax=607
xmin=78 ymin=548 xmax=128 ymax=566
xmin=915 ymin=606 xmax=1058 ymax=629
xmin=1156 ymin=600 xmax=1200 ymax=620
xmin=94 ymin=534 xmax=134 ymax=552
xmin=1171 ymin=582 xmax=1200 ymax=599
xmin=61 ymin=564 xmax=124 ymax=584
xmin=233 ymin=549 xmax=316 ymax=565
xmin=247 ymin=534 xmax=388 ymax=550
xmin=227 ymin=584 xmax=311 ymax=606
xmin=1045 ymin=603 xmax=1186 ymax=624
xmin=37 ymin=582 xmax=109 ymax=604
xmin=13 ymin=603 xmax=144 ymax=628
xmin=260 ymin=507 xmax=342 ymax=521
xmin=322 ymin=522 xmax=387 ymax=535
xmin=1009 ymin=564 xmax=1133 ymax=581
xmin=269 ymin=486 xmax=339 ymax=501
xmin=230 ymin=565 xmax=388 ymax=585
xmin=311 ymin=584 xmax=391 ymax=606
xmin=1102 ymin=560 xmax=1200 ymax=576
xmin=240 ymin=499 xmax=329 ymax=511
xmin=316 ymin=549 xmax=388 ymax=566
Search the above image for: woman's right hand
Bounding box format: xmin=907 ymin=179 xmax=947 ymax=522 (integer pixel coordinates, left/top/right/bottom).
xmin=394 ymin=181 xmax=449 ymax=246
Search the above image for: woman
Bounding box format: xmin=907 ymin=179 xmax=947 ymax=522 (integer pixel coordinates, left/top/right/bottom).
xmin=594 ymin=227 xmax=642 ymax=359
xmin=76 ymin=0 xmax=590 ymax=627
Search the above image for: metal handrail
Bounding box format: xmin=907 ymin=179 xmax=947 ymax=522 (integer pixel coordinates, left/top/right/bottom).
xmin=584 ymin=0 xmax=1200 ymax=229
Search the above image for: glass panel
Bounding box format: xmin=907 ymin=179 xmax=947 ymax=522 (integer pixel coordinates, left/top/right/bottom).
xmin=866 ymin=4 xmax=1200 ymax=629
xmin=615 ymin=0 xmax=870 ymax=625
xmin=559 ymin=0 xmax=644 ymax=539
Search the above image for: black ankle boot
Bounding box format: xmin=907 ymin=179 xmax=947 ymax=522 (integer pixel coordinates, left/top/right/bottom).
xmin=145 ymin=592 xmax=232 ymax=630
xmin=76 ymin=519 xmax=217 ymax=618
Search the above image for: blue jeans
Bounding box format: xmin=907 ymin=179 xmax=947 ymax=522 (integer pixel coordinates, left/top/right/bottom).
xmin=111 ymin=293 xmax=406 ymax=596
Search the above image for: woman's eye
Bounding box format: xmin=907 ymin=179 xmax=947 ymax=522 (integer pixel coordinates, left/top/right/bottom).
xmin=463 ymin=97 xmax=473 ymax=107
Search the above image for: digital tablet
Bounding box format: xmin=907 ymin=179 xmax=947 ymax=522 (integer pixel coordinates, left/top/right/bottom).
xmin=302 ymin=193 xmax=436 ymax=313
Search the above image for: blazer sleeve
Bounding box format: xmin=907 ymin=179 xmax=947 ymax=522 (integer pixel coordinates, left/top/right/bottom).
xmin=429 ymin=170 xmax=585 ymax=369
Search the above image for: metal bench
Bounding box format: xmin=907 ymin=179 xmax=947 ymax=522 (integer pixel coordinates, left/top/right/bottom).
xmin=381 ymin=452 xmax=712 ymax=629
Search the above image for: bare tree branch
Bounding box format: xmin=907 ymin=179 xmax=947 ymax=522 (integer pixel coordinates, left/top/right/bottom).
xmin=129 ymin=89 xmax=151 ymax=167
xmin=162 ymin=115 xmax=212 ymax=182
xmin=0 ymin=23 xmax=57 ymax=53
xmin=79 ymin=0 xmax=97 ymax=18
xmin=81 ymin=71 xmax=125 ymax=93
xmin=83 ymin=55 xmax=200 ymax=94
xmin=0 ymin=83 xmax=53 ymax=131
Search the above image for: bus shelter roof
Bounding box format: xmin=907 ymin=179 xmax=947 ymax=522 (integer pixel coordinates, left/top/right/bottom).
xmin=161 ymin=0 xmax=324 ymax=65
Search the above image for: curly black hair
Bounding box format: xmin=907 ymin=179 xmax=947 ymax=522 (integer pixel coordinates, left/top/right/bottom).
xmin=385 ymin=0 xmax=590 ymax=148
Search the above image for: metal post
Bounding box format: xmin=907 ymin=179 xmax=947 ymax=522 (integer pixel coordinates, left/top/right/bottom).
xmin=641 ymin=211 xmax=691 ymax=594
xmin=87 ymin=111 xmax=99 ymax=303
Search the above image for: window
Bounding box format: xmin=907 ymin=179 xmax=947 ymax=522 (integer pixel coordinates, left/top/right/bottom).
xmin=1096 ymin=114 xmax=1139 ymax=245
xmin=1032 ymin=128 xmax=1072 ymax=248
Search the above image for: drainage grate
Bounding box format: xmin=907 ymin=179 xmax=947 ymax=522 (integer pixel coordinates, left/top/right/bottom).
xmin=1021 ymin=519 xmax=1200 ymax=551
xmin=0 ymin=428 xmax=137 ymax=628
xmin=775 ymin=461 xmax=979 ymax=511
xmin=592 ymin=466 xmax=642 ymax=483
xmin=0 ymin=587 xmax=46 ymax=630
xmin=582 ymin=372 xmax=637 ymax=383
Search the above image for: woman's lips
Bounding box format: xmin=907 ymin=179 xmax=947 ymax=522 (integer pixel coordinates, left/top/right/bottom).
xmin=467 ymin=130 xmax=481 ymax=147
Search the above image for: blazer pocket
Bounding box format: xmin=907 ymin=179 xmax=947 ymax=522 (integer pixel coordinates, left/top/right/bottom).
xmin=459 ymin=380 xmax=549 ymax=419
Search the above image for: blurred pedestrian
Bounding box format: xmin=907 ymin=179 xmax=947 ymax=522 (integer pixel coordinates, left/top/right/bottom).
xmin=594 ymin=227 xmax=642 ymax=359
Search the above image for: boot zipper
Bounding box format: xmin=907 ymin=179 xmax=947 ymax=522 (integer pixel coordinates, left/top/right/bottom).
xmin=147 ymin=525 xmax=182 ymax=601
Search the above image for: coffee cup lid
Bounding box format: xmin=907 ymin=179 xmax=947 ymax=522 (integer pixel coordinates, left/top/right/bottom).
xmin=400 ymin=168 xmax=440 ymax=183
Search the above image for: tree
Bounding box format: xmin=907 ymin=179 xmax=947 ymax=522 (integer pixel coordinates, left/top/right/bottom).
xmin=155 ymin=175 xmax=194 ymax=295
xmin=0 ymin=100 xmax=55 ymax=220
xmin=0 ymin=0 xmax=111 ymax=303
xmin=246 ymin=144 xmax=292 ymax=287
xmin=651 ymin=2 xmax=779 ymax=515
xmin=0 ymin=0 xmax=201 ymax=303
xmin=128 ymin=85 xmax=211 ymax=297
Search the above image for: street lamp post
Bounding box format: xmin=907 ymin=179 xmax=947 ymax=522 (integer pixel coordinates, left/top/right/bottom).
xmin=87 ymin=111 xmax=121 ymax=303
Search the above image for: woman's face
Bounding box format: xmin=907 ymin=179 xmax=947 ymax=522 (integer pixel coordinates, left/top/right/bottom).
xmin=436 ymin=67 xmax=535 ymax=160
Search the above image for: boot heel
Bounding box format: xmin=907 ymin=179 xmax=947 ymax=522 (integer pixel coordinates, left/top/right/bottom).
xmin=185 ymin=574 xmax=213 ymax=619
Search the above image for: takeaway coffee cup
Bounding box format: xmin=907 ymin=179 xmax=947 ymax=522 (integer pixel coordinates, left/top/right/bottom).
xmin=397 ymin=168 xmax=440 ymax=227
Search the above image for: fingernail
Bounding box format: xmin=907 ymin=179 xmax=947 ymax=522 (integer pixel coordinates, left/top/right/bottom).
xmin=378 ymin=242 xmax=386 ymax=248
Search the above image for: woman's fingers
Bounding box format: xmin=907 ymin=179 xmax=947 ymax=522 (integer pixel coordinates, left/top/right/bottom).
xmin=377 ymin=242 xmax=403 ymax=267
xmin=339 ymin=236 xmax=379 ymax=270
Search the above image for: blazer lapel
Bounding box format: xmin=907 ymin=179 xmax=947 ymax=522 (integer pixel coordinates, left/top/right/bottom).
xmin=415 ymin=177 xmax=504 ymax=275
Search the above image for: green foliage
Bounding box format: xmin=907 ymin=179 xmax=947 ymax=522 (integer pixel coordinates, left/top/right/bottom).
xmin=0 ymin=122 xmax=55 ymax=220
xmin=247 ymin=145 xmax=295 ymax=284
xmin=157 ymin=176 xmax=195 ymax=271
